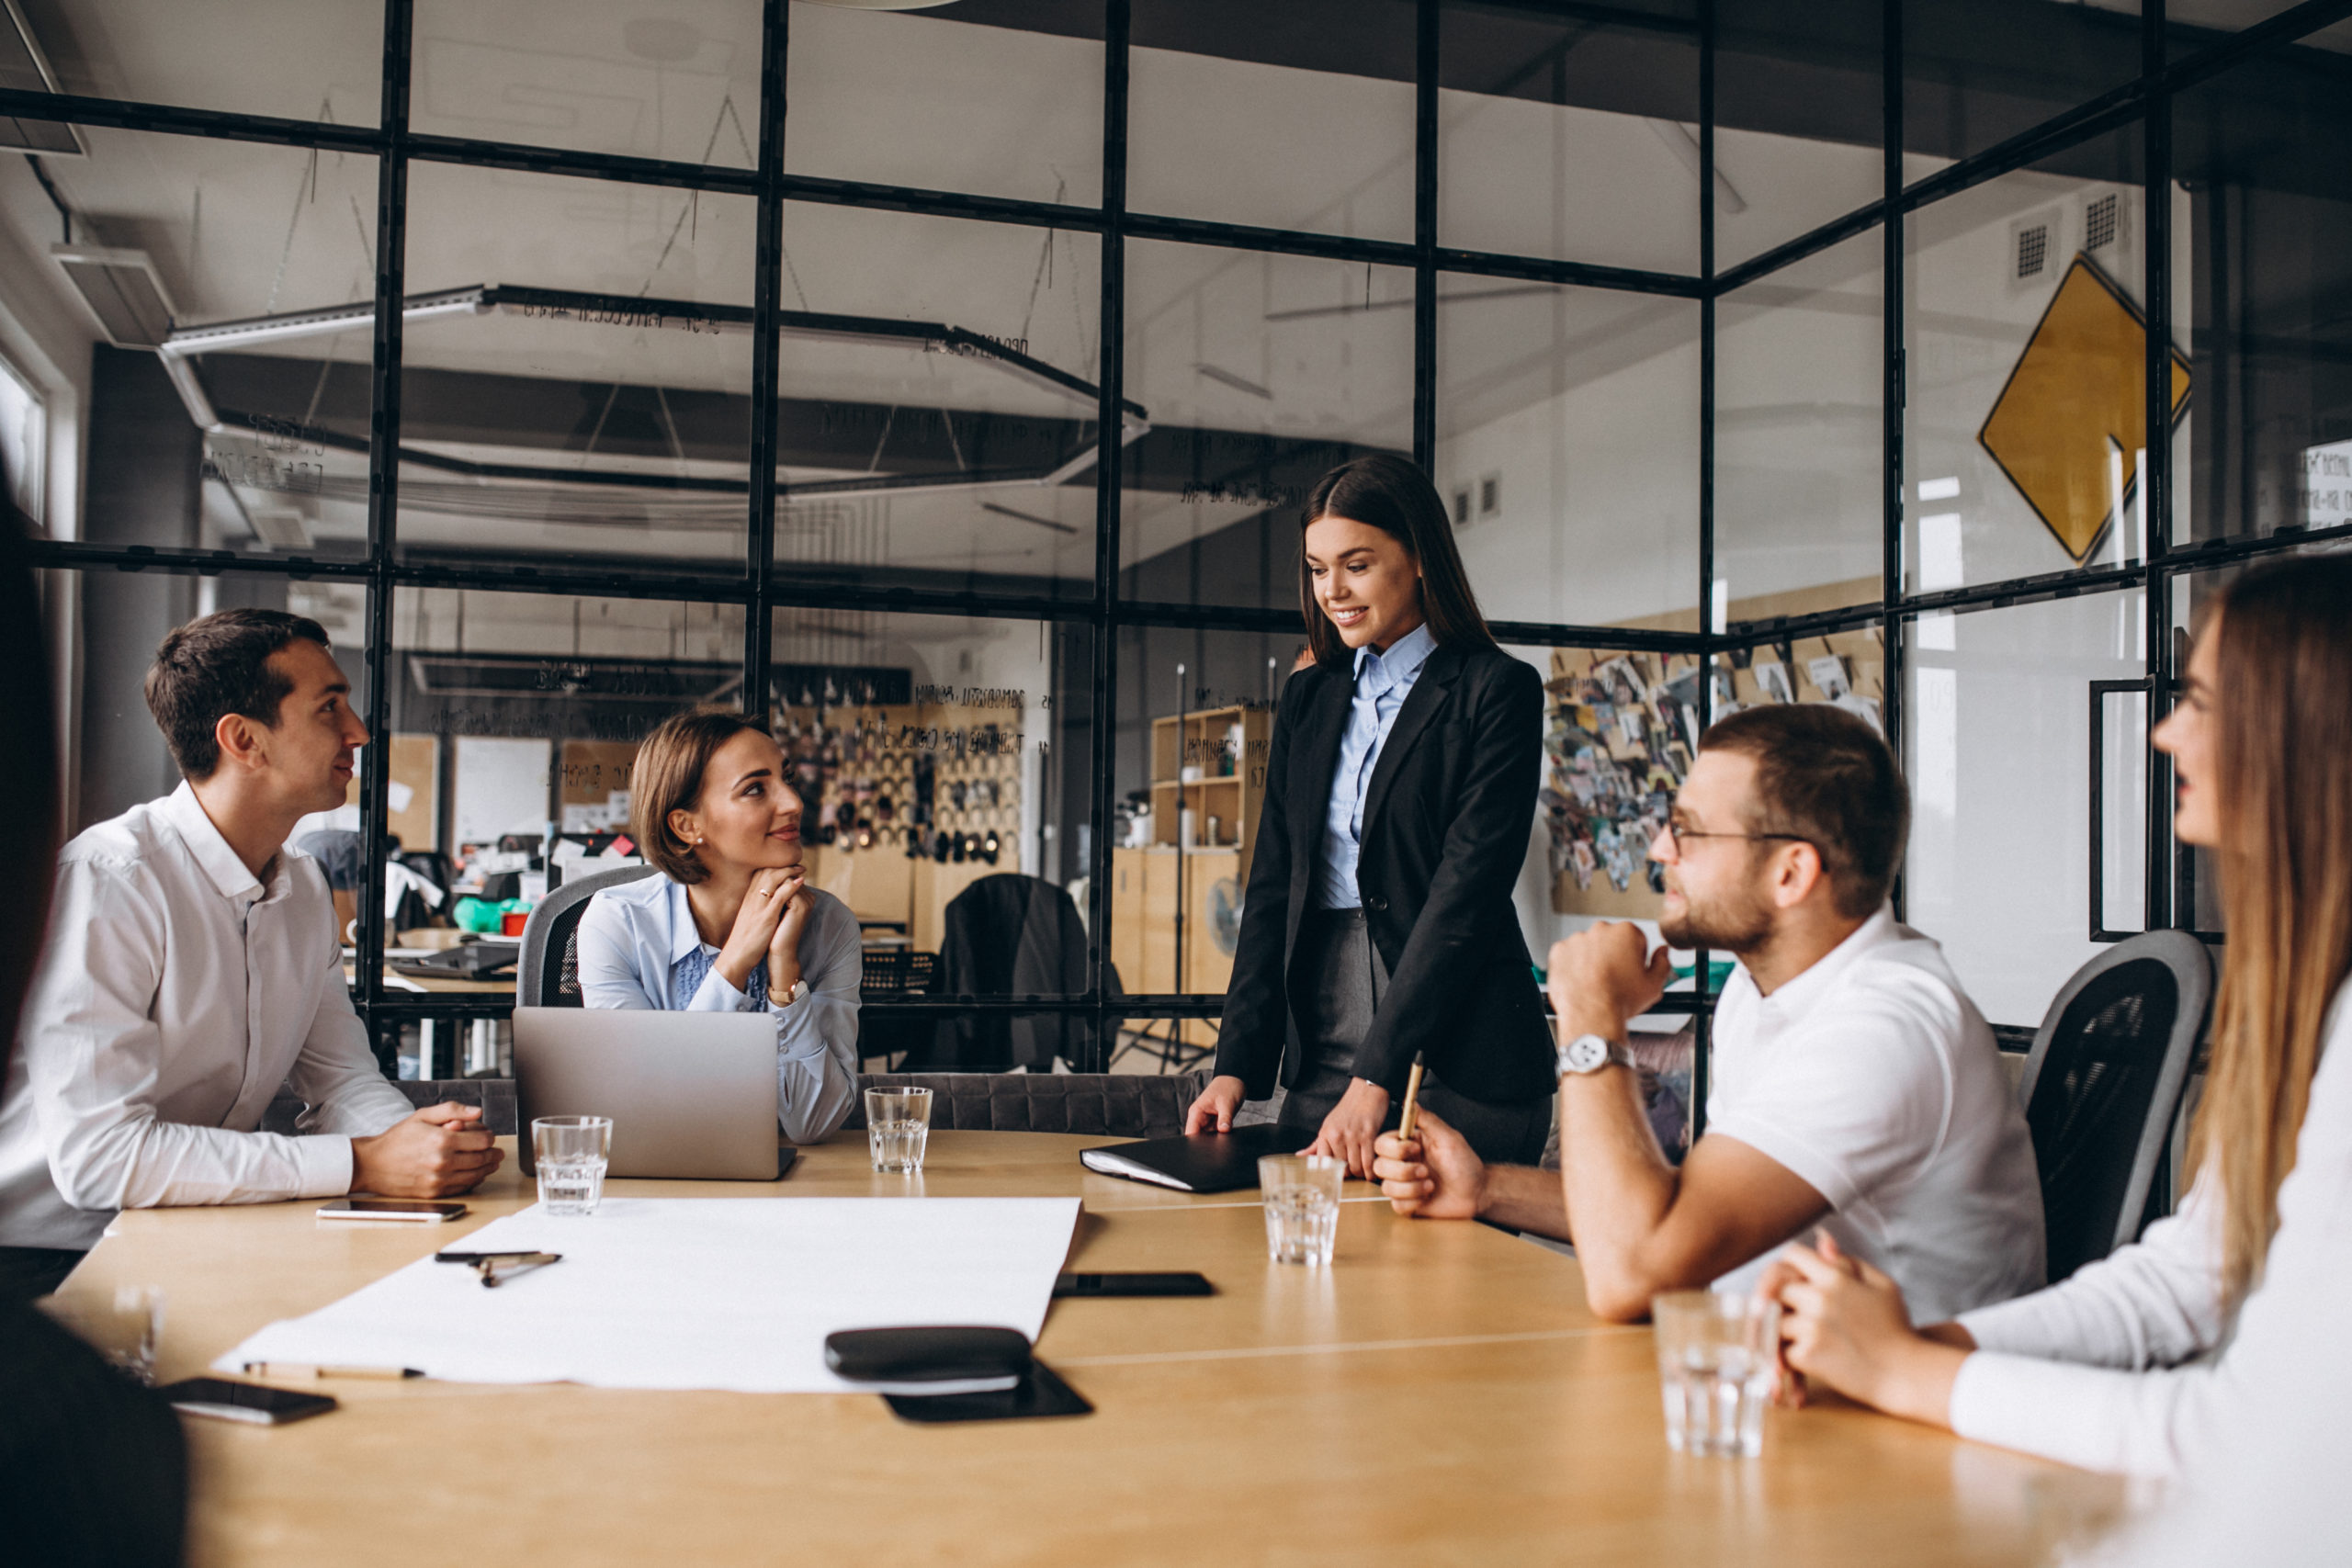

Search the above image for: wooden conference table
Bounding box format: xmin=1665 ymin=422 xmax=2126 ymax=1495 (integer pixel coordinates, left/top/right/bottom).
xmin=62 ymin=1132 xmax=2121 ymax=1567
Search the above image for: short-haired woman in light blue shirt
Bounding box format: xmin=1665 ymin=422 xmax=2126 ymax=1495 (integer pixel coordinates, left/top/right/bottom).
xmin=572 ymin=706 xmax=861 ymax=1145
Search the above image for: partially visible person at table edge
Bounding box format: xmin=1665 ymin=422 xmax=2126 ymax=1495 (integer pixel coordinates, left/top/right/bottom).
xmin=1761 ymin=553 xmax=2352 ymax=1484
xmin=572 ymin=705 xmax=861 ymax=1144
xmin=1373 ymin=703 xmax=2046 ymax=1325
xmin=0 ymin=468 xmax=187 ymax=1566
xmin=1186 ymin=454 xmax=1556 ymax=1174
xmin=0 ymin=610 xmax=500 ymax=1303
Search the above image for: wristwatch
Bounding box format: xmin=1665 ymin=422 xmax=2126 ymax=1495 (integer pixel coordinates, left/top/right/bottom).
xmin=774 ymin=977 xmax=810 ymax=1010
xmin=1555 ymin=1032 xmax=1635 ymax=1077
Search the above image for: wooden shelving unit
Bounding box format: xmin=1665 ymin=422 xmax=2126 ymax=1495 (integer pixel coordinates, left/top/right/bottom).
xmin=1113 ymin=705 xmax=1272 ymax=1050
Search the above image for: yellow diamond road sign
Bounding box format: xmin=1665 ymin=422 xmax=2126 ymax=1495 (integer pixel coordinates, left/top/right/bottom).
xmin=1978 ymin=255 xmax=2191 ymax=563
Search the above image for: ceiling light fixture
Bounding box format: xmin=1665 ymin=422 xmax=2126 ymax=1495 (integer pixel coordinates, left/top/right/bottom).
xmin=0 ymin=0 xmax=84 ymax=155
xmin=51 ymin=244 xmax=177 ymax=346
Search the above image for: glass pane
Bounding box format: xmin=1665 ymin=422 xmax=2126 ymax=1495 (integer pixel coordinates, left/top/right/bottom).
xmin=1121 ymin=241 xmax=1412 ymax=611
xmin=772 ymin=203 xmax=1102 ymax=600
xmin=2164 ymin=1 xmax=2352 ymax=56
xmin=58 ymin=568 xmax=373 ymax=836
xmin=785 ymin=1 xmax=1102 ymax=207
xmin=2175 ymin=46 xmax=2352 ymax=549
xmin=770 ymin=608 xmax=1094 ymax=1015
xmin=1129 ymin=0 xmax=1416 ymax=242
xmin=1437 ymin=278 xmax=1701 ymax=629
xmin=1906 ymin=1 xmax=2143 ymax=167
xmin=412 ymin=1 xmax=761 ymax=164
xmin=1903 ymin=125 xmax=2176 ymax=592
xmin=390 ymin=586 xmax=741 ymax=857
xmin=1715 ymin=229 xmax=1884 ymax=627
xmin=1903 ymin=588 xmax=2148 ymax=1029
xmin=7 ymin=2 xmax=381 ymax=125
xmin=1437 ymin=0 xmax=1701 ymax=275
xmin=396 ymin=161 xmax=755 ymax=578
xmin=1715 ymin=0 xmax=1884 ymax=268
xmin=35 ymin=131 xmax=379 ymax=560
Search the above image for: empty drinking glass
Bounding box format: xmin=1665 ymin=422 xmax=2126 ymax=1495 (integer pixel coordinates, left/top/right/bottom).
xmin=1651 ymin=1291 xmax=1781 ymax=1457
xmin=532 ymin=1115 xmax=613 ymax=1216
xmin=1260 ymin=1154 xmax=1344 ymax=1265
xmin=865 ymin=1086 xmax=933 ymax=1173
xmin=40 ymin=1285 xmax=165 ymax=1385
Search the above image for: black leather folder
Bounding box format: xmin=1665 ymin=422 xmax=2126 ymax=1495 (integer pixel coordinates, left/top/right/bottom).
xmin=1078 ymin=1123 xmax=1315 ymax=1193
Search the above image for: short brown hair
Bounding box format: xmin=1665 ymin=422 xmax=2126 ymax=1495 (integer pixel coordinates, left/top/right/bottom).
xmin=1700 ymin=703 xmax=1908 ymax=919
xmin=144 ymin=608 xmax=332 ymax=780
xmin=629 ymin=705 xmax=768 ymax=884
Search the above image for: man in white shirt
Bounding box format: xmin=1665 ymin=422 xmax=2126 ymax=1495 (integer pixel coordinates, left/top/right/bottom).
xmin=0 ymin=609 xmax=501 ymax=1298
xmin=1374 ymin=703 xmax=2042 ymax=1325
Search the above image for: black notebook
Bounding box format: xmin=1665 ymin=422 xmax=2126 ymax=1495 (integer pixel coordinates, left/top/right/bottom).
xmin=1079 ymin=1124 xmax=1315 ymax=1194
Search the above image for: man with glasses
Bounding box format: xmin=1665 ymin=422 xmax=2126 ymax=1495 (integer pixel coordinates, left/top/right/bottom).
xmin=1374 ymin=704 xmax=2044 ymax=1324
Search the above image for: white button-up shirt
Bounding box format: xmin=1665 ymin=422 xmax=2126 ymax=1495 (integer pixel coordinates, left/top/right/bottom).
xmin=0 ymin=784 xmax=412 ymax=1250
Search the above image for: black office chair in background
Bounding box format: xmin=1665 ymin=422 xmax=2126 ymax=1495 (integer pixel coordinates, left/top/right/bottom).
xmin=517 ymin=863 xmax=659 ymax=1008
xmin=907 ymin=874 xmax=1107 ymax=1072
xmin=2017 ymin=930 xmax=2213 ymax=1282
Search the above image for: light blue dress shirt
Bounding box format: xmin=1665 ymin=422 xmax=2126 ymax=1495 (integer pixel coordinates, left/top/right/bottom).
xmin=571 ymin=874 xmax=862 ymax=1144
xmin=1317 ymin=622 xmax=1438 ymax=910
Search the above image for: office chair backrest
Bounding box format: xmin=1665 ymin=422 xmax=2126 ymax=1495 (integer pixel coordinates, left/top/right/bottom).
xmin=517 ymin=863 xmax=658 ymax=1008
xmin=844 ymin=1071 xmax=1212 ymax=1137
xmin=920 ymin=874 xmax=1095 ymax=1070
xmin=2017 ymin=931 xmax=2213 ymax=1282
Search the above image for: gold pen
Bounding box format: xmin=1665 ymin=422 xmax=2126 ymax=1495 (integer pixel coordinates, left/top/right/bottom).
xmin=1396 ymin=1051 xmax=1428 ymax=1144
xmin=243 ymin=1362 xmax=423 ymax=1382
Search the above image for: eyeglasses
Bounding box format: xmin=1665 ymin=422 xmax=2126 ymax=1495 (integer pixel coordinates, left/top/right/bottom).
xmin=1661 ymin=824 xmax=1811 ymax=854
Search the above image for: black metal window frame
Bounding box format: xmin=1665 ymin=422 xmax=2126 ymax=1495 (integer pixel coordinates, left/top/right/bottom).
xmin=13 ymin=0 xmax=2351 ymax=1073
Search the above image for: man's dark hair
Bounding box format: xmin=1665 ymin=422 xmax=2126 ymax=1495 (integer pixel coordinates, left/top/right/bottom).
xmin=1700 ymin=703 xmax=1909 ymax=919
xmin=143 ymin=609 xmax=332 ymax=781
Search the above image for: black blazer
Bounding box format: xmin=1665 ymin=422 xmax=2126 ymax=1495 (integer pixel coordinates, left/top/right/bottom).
xmin=1214 ymin=640 xmax=1555 ymax=1105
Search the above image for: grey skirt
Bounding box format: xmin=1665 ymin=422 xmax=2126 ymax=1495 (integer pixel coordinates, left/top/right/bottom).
xmin=1276 ymin=908 xmax=1550 ymax=1168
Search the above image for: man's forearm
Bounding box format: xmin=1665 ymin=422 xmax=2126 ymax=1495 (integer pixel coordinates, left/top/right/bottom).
xmin=1476 ymin=1162 xmax=1574 ymax=1239
xmin=1556 ymin=1059 xmax=1682 ymax=1319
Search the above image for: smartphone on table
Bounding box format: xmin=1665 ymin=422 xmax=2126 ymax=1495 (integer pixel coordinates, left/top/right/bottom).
xmin=1052 ymin=1272 xmax=1214 ymax=1298
xmin=159 ymin=1379 xmax=338 ymax=1426
xmin=316 ymin=1199 xmax=468 ymax=1223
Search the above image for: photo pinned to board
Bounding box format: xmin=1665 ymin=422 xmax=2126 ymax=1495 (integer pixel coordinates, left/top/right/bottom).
xmin=1545 ymin=627 xmax=1886 ymax=916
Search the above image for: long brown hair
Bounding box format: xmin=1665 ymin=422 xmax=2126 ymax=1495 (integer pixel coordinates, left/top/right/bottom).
xmin=2188 ymin=553 xmax=2352 ymax=1302
xmin=1297 ymin=453 xmax=1497 ymax=669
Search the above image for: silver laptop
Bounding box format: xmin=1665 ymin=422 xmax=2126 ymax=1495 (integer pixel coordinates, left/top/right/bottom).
xmin=512 ymin=1007 xmax=791 ymax=1180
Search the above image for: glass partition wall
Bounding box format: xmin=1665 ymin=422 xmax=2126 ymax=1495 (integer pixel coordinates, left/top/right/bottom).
xmin=20 ymin=1 xmax=2348 ymax=1080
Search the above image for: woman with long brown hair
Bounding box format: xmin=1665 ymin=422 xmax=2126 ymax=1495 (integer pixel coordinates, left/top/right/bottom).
xmin=1759 ymin=552 xmax=2352 ymax=1478
xmin=1183 ymin=453 xmax=1555 ymax=1173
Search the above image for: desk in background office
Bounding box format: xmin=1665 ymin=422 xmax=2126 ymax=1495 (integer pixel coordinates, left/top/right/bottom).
xmin=62 ymin=1132 xmax=2118 ymax=1567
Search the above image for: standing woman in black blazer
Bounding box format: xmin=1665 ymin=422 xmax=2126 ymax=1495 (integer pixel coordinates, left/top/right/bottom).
xmin=1184 ymin=454 xmax=1555 ymax=1176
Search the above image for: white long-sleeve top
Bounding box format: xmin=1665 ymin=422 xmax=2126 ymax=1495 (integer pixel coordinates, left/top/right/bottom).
xmin=570 ymin=872 xmax=860 ymax=1145
xmin=1947 ymin=981 xmax=2352 ymax=1478
xmin=0 ymin=784 xmax=413 ymax=1251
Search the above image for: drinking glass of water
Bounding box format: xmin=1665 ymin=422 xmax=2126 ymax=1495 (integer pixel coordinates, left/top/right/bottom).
xmin=532 ymin=1115 xmax=613 ymax=1216
xmin=40 ymin=1285 xmax=165 ymax=1385
xmin=1650 ymin=1290 xmax=1781 ymax=1457
xmin=865 ymin=1086 xmax=933 ymax=1174
xmin=1259 ymin=1154 xmax=1344 ymax=1265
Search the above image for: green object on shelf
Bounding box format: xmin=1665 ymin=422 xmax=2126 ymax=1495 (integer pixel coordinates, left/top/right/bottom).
xmin=453 ymin=897 xmax=532 ymax=934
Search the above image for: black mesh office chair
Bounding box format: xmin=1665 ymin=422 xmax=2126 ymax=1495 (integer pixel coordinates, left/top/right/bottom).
xmin=2017 ymin=931 xmax=2213 ymax=1282
xmin=516 ymin=864 xmax=659 ymax=1007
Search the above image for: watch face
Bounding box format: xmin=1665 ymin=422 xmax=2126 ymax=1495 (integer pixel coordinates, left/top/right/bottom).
xmin=1565 ymin=1035 xmax=1608 ymax=1074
